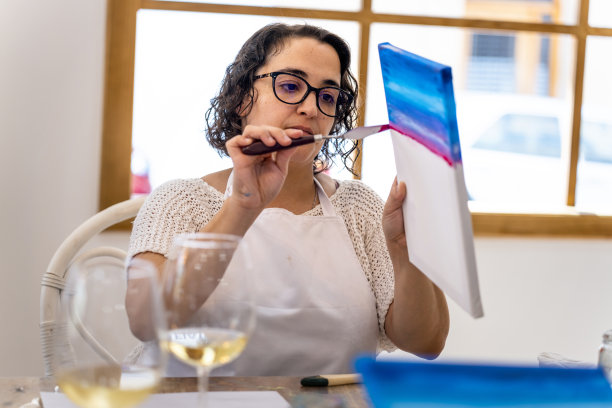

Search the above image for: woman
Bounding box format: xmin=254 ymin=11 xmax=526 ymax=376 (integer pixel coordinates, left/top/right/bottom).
xmin=126 ymin=23 xmax=449 ymax=376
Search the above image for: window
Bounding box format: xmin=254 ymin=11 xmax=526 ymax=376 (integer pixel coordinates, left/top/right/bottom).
xmin=472 ymin=114 xmax=561 ymax=157
xmin=467 ymin=113 xmax=564 ymax=206
xmin=101 ymin=0 xmax=612 ymax=236
xmin=575 ymin=35 xmax=612 ymax=212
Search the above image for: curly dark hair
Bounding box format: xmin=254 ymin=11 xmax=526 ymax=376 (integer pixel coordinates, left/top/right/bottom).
xmin=205 ymin=23 xmax=360 ymax=175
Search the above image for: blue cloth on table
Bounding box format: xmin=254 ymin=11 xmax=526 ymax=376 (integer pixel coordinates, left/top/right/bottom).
xmin=355 ymin=355 xmax=612 ymax=407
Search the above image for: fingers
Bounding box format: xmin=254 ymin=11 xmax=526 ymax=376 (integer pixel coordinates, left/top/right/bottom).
xmin=273 ymin=146 xmax=299 ymax=172
xmin=384 ymin=177 xmax=406 ymax=213
xmin=388 ymin=177 xmax=406 ymax=201
xmin=244 ymin=125 xmax=291 ymax=147
xmin=382 ymin=177 xmax=408 ymax=246
xmin=227 ymin=126 xmax=303 ymax=151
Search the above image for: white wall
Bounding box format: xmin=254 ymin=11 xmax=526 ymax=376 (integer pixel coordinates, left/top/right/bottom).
xmin=437 ymin=237 xmax=612 ymax=366
xmin=1 ymin=0 xmax=611 ymax=377
xmin=1 ymin=0 xmax=107 ymax=375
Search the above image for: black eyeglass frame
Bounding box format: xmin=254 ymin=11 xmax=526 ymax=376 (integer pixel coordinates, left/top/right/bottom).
xmin=253 ymin=71 xmax=353 ymax=118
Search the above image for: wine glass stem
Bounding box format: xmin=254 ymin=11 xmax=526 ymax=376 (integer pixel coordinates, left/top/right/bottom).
xmin=197 ymin=366 xmax=211 ymax=408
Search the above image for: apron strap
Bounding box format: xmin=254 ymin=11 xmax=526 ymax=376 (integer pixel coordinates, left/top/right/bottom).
xmin=313 ymin=176 xmax=337 ymax=217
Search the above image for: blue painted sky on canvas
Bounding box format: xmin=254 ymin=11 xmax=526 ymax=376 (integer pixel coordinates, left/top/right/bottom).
xmin=378 ymin=42 xmax=462 ymax=165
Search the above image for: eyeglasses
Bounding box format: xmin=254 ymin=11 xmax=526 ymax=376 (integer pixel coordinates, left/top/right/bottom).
xmin=254 ymin=71 xmax=353 ymax=118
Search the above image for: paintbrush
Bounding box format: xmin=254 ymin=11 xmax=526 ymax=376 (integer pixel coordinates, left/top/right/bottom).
xmin=241 ymin=124 xmax=388 ymax=155
xmin=300 ymin=373 xmax=362 ymax=387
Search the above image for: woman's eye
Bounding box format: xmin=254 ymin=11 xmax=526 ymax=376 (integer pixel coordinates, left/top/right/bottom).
xmin=319 ymin=91 xmax=337 ymax=105
xmin=278 ymin=82 xmax=300 ymax=93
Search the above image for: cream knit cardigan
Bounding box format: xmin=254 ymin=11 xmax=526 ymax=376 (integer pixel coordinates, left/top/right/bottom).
xmin=128 ymin=178 xmax=397 ymax=352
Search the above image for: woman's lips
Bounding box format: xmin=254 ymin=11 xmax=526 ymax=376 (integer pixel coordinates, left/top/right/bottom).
xmin=288 ymin=126 xmax=314 ymax=136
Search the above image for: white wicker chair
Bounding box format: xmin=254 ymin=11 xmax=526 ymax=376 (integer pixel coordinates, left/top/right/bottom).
xmin=40 ymin=196 xmax=146 ymax=376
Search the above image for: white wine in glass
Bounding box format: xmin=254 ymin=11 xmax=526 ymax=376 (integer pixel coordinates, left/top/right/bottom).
xmin=53 ymin=257 xmax=166 ymax=408
xmin=56 ymin=365 xmax=158 ymax=408
xmin=164 ymin=327 xmax=248 ymax=367
xmin=163 ymin=233 xmax=256 ymax=407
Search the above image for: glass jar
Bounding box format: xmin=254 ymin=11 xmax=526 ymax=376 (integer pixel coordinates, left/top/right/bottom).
xmin=598 ymin=329 xmax=612 ymax=384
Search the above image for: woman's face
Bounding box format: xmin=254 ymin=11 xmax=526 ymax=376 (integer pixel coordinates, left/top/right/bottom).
xmin=241 ymin=36 xmax=341 ymax=166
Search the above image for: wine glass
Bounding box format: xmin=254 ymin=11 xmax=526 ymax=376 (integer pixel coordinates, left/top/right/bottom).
xmin=162 ymin=232 xmax=256 ymax=407
xmin=52 ymin=257 xmax=166 ymax=408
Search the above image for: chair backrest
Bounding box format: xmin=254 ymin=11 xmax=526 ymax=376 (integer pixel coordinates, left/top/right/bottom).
xmin=40 ymin=196 xmax=146 ymax=376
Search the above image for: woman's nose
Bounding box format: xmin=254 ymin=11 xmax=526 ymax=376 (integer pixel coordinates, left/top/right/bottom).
xmin=297 ymin=91 xmax=319 ymax=117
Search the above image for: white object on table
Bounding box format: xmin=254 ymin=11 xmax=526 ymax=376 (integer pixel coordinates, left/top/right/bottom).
xmin=537 ymin=352 xmax=596 ymax=369
xmin=40 ymin=391 xmax=290 ymax=408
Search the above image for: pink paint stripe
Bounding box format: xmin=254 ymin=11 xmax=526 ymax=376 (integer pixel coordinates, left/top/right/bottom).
xmin=386 ymin=123 xmax=454 ymax=166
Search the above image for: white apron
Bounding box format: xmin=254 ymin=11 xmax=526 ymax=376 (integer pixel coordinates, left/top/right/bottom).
xmin=160 ymin=177 xmax=379 ymax=376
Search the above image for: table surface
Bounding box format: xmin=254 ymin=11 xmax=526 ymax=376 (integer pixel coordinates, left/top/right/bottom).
xmin=1 ymin=376 xmax=371 ymax=408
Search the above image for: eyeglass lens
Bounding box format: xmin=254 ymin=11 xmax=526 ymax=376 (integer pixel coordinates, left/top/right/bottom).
xmin=273 ymin=73 xmax=348 ymax=117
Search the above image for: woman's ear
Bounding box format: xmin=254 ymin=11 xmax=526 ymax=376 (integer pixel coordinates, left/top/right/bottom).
xmin=236 ymin=101 xmax=246 ymax=117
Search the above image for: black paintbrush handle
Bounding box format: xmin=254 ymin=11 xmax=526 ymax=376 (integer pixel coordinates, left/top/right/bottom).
xmin=241 ymin=135 xmax=317 ymax=155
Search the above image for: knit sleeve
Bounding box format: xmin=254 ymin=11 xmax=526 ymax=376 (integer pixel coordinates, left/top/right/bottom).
xmin=127 ymin=178 xmax=223 ymax=259
xmin=332 ymin=181 xmax=397 ymax=353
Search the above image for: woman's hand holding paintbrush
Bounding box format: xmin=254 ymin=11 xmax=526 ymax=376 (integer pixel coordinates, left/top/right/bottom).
xmin=241 ymin=124 xmax=388 ymax=155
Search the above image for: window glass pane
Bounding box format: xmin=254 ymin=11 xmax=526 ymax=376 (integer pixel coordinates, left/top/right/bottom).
xmin=131 ymin=10 xmax=359 ymax=194
xmin=575 ymin=36 xmax=612 ymax=213
xmin=589 ymin=0 xmax=612 ymax=28
xmin=153 ymin=0 xmax=361 ymax=12
xmin=362 ymin=23 xmax=576 ymax=209
xmin=372 ymin=0 xmax=579 ymax=25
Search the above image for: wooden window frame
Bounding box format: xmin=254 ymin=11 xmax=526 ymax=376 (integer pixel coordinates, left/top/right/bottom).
xmin=101 ymin=0 xmax=612 ymax=236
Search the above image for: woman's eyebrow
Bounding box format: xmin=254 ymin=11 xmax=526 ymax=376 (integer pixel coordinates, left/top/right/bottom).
xmin=281 ymin=67 xmax=340 ymax=88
